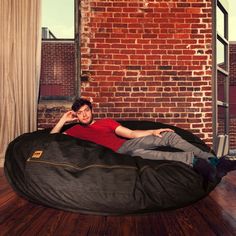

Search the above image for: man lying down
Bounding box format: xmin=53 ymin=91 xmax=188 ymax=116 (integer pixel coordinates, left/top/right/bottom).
xmin=50 ymin=98 xmax=236 ymax=182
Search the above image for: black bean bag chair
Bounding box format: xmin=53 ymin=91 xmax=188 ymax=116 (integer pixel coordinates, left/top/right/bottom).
xmin=4 ymin=121 xmax=221 ymax=215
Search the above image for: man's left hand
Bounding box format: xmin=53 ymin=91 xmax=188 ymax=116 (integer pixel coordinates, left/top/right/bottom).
xmin=152 ymin=128 xmax=174 ymax=137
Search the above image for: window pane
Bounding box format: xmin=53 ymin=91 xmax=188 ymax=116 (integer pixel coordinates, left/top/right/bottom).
xmin=217 ymin=39 xmax=226 ymax=70
xmin=40 ymin=42 xmax=76 ymax=100
xmin=217 ymin=71 xmax=226 ymax=102
xmin=217 ymin=6 xmax=225 ymax=37
xmin=42 ymin=0 xmax=74 ymax=39
xmin=217 ymin=106 xmax=227 ymax=135
xmin=229 ymin=86 xmax=236 ymax=118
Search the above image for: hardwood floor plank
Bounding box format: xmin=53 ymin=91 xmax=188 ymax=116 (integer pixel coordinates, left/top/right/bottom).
xmin=0 ymin=203 xmax=39 ymax=234
xmin=193 ymin=197 xmax=236 ymax=235
xmin=172 ymin=207 xmax=216 ymax=236
xmin=78 ymin=214 xmax=117 ymax=236
xmin=53 ymin=212 xmax=84 ymax=236
xmin=117 ymin=214 xmax=158 ymax=236
xmin=18 ymin=207 xmax=69 ymax=235
xmin=134 ymin=214 xmax=169 ymax=236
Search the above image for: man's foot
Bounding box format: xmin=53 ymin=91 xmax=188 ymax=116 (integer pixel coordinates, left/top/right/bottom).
xmin=216 ymin=155 xmax=236 ymax=178
xmin=193 ymin=158 xmax=217 ymax=182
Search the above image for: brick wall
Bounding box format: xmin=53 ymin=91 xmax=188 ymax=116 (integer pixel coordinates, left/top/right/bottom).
xmin=230 ymin=118 xmax=236 ymax=149
xmin=229 ymin=43 xmax=236 ymax=149
xmin=230 ymin=43 xmax=236 ymax=86
xmin=38 ymin=0 xmax=214 ymax=145
xmin=40 ymin=41 xmax=76 ymax=99
xmin=38 ymin=101 xmax=71 ymax=129
xmin=80 ymin=0 xmax=213 ymax=143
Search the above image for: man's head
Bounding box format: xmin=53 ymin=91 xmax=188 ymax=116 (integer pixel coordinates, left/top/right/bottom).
xmin=71 ymin=98 xmax=93 ymax=125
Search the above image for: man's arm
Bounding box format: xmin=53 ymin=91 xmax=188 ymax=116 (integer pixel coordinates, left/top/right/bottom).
xmin=50 ymin=111 xmax=77 ymax=134
xmin=115 ymin=125 xmax=174 ymax=139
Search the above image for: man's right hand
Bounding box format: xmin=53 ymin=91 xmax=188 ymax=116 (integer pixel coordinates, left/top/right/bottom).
xmin=60 ymin=110 xmax=78 ymax=123
xmin=50 ymin=110 xmax=78 ymax=134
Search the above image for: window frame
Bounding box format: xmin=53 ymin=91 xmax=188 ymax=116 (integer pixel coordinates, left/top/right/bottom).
xmin=212 ymin=0 xmax=229 ymax=156
xmin=39 ymin=0 xmax=81 ymax=101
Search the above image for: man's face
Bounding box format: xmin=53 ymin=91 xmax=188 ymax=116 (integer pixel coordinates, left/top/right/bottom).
xmin=76 ymin=105 xmax=93 ymax=125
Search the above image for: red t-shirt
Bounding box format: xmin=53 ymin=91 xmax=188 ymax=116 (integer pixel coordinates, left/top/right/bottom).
xmin=65 ymin=118 xmax=126 ymax=152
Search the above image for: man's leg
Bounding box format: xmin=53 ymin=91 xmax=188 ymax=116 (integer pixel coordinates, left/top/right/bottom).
xmin=117 ymin=132 xmax=236 ymax=181
xmin=117 ymin=132 xmax=213 ymax=161
xmin=117 ymin=133 xmax=219 ymax=181
xmin=128 ymin=148 xmax=194 ymax=165
xmin=216 ymin=156 xmax=236 ymax=178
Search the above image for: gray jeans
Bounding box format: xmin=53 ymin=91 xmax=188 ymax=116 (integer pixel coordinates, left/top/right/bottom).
xmin=117 ymin=132 xmax=213 ymax=166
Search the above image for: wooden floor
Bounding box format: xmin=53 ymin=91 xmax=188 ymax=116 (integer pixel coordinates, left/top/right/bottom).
xmin=0 ymin=168 xmax=236 ymax=236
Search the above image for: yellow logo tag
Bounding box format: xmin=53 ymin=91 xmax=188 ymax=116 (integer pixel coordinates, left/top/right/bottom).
xmin=32 ymin=150 xmax=43 ymax=159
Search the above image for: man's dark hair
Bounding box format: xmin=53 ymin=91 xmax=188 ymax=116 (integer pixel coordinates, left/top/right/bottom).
xmin=71 ymin=98 xmax=92 ymax=112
